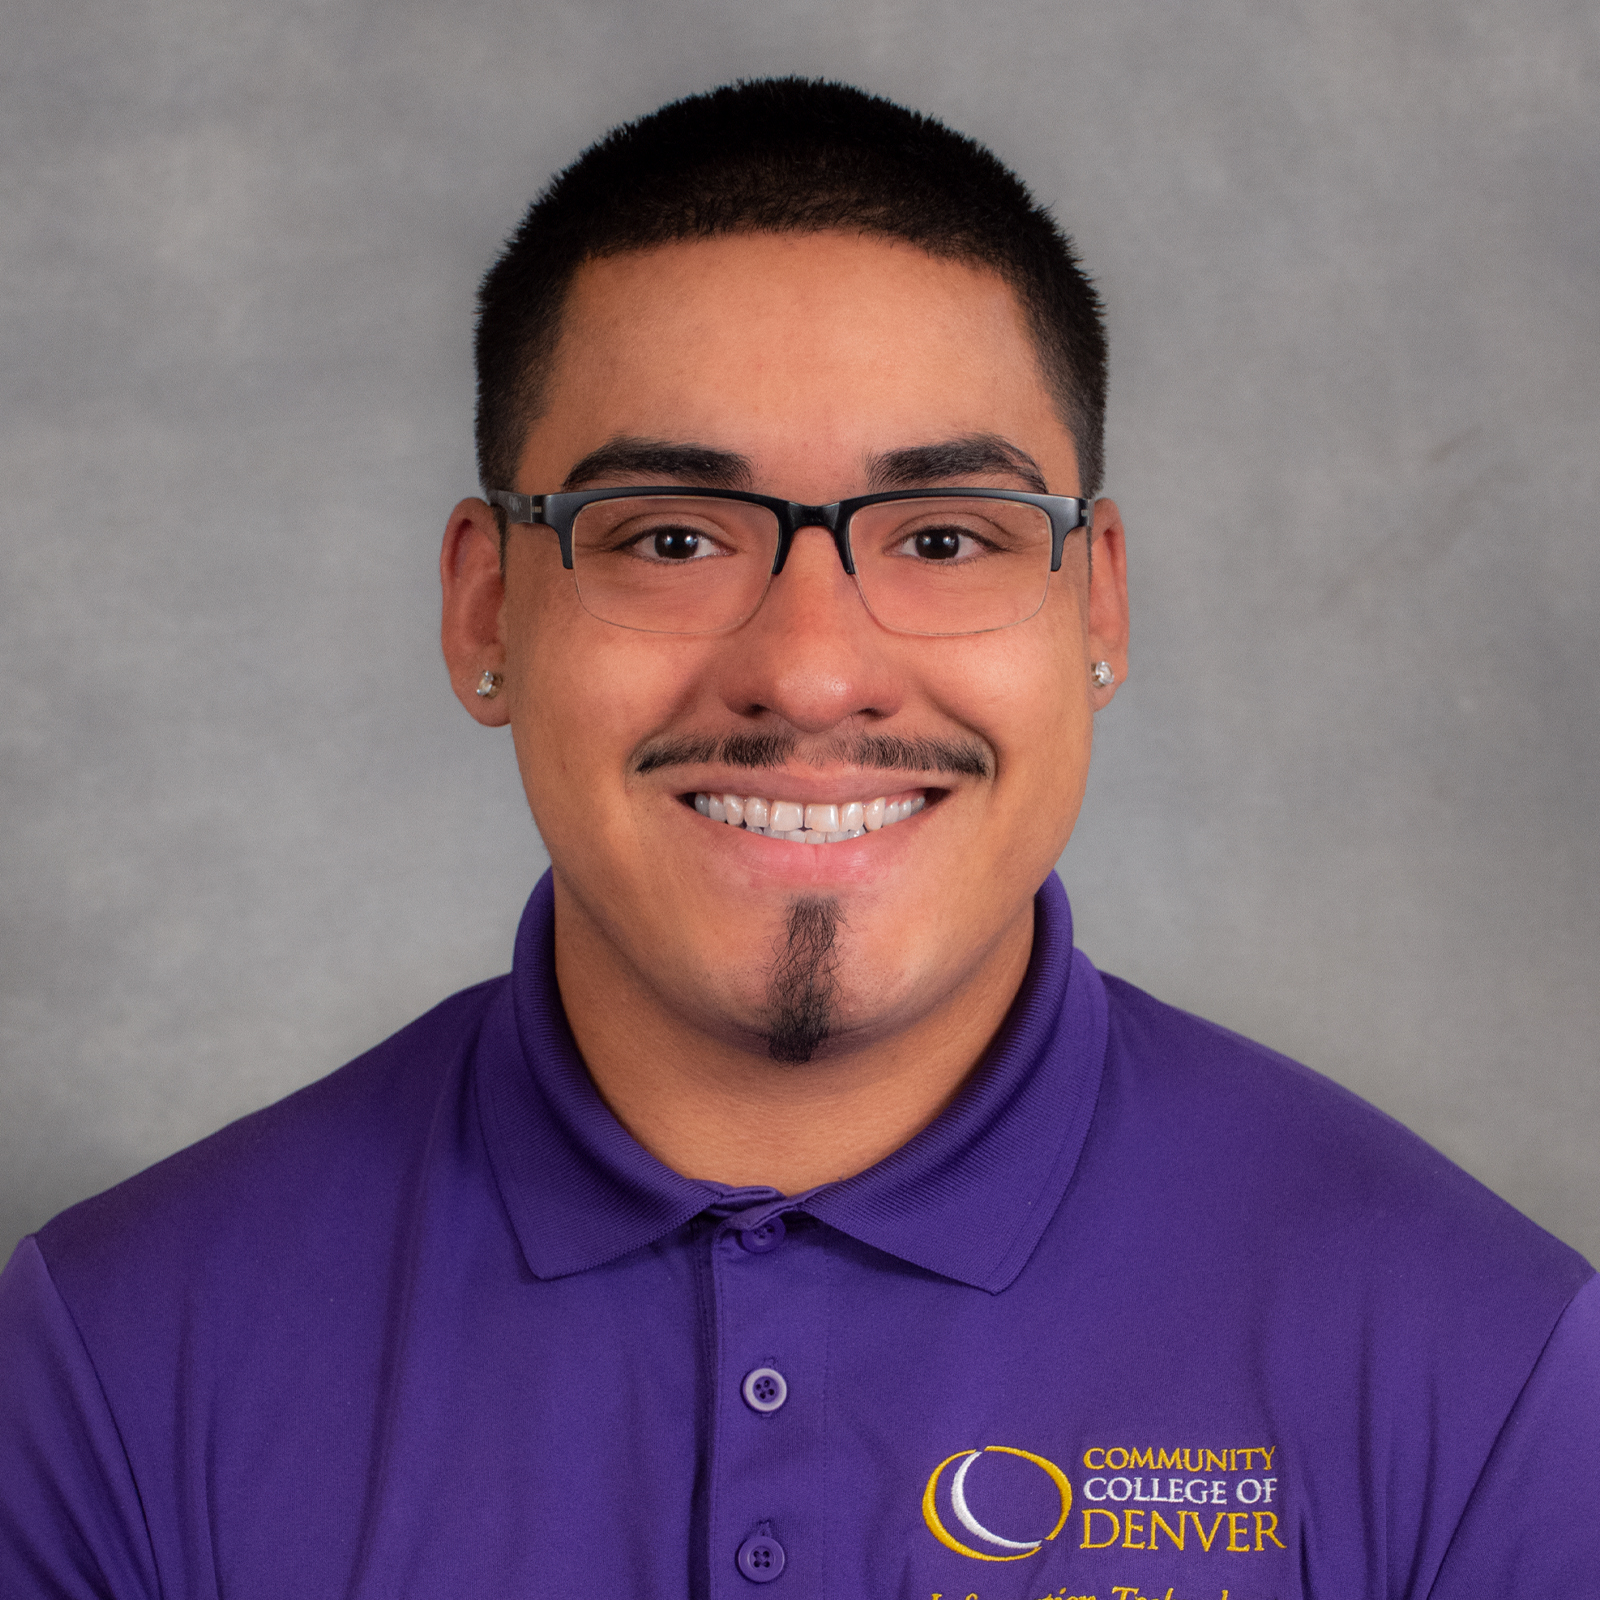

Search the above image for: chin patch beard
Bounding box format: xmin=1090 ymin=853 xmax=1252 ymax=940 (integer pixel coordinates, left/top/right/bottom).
xmin=764 ymin=896 xmax=841 ymax=1064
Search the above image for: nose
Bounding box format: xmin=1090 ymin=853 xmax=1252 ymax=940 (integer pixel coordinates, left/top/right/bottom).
xmin=712 ymin=524 xmax=901 ymax=736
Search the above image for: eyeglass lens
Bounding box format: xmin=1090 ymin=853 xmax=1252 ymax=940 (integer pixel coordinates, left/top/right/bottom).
xmin=568 ymin=496 xmax=1055 ymax=636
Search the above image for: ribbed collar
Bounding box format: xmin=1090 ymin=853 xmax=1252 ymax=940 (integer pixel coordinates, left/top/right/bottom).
xmin=476 ymin=871 xmax=1107 ymax=1294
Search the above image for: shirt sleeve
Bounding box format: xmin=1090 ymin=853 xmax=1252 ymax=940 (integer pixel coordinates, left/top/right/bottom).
xmin=0 ymin=1237 xmax=159 ymax=1600
xmin=1427 ymin=1269 xmax=1600 ymax=1595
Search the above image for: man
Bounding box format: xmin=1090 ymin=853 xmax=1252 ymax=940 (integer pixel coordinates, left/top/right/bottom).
xmin=2 ymin=78 xmax=1596 ymax=1598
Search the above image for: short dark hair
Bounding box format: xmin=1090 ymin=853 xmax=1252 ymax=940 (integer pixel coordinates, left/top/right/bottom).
xmin=474 ymin=78 xmax=1109 ymax=496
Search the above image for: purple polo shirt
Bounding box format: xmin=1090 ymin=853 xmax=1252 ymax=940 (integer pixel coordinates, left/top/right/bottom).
xmin=2 ymin=872 xmax=1597 ymax=1597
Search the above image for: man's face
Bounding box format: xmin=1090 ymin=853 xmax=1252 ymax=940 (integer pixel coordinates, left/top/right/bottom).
xmin=451 ymin=232 xmax=1127 ymax=1064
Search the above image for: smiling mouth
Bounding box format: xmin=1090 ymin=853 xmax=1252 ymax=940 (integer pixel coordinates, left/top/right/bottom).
xmin=690 ymin=789 xmax=930 ymax=843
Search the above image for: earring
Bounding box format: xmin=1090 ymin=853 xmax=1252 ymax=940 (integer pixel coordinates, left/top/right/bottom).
xmin=475 ymin=670 xmax=503 ymax=699
xmin=1091 ymin=661 xmax=1114 ymax=688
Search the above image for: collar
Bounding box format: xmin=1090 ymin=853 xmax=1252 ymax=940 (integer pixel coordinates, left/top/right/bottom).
xmin=476 ymin=871 xmax=1108 ymax=1294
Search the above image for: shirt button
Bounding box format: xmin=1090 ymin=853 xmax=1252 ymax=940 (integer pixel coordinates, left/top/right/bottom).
xmin=741 ymin=1366 xmax=788 ymax=1413
xmin=738 ymin=1216 xmax=786 ymax=1253
xmin=736 ymin=1530 xmax=786 ymax=1582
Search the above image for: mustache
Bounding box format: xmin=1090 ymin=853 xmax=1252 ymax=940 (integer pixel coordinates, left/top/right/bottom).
xmin=633 ymin=731 xmax=993 ymax=780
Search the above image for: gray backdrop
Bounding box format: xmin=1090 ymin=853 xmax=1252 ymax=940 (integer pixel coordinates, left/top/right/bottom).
xmin=3 ymin=0 xmax=1596 ymax=1266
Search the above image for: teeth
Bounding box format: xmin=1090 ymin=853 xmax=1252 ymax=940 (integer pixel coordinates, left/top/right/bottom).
xmin=692 ymin=790 xmax=925 ymax=843
xmin=769 ymin=800 xmax=804 ymax=833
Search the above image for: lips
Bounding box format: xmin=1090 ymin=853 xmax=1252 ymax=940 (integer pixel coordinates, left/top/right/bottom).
xmin=693 ymin=789 xmax=928 ymax=843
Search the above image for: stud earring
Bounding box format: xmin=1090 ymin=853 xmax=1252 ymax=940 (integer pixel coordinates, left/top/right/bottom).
xmin=475 ymin=670 xmax=503 ymax=699
xmin=1091 ymin=661 xmax=1114 ymax=688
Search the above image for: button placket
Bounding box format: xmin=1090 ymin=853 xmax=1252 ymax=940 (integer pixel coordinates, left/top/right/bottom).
xmin=708 ymin=1211 xmax=828 ymax=1597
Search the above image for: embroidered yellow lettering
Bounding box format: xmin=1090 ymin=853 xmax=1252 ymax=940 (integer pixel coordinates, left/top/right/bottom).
xmin=1121 ymin=1509 xmax=1146 ymax=1549
xmin=1184 ymin=1510 xmax=1226 ymax=1551
xmin=1256 ymin=1511 xmax=1287 ymax=1550
xmin=1081 ymin=1509 xmax=1120 ymax=1548
xmin=1226 ymin=1513 xmax=1251 ymax=1552
xmin=1148 ymin=1509 xmax=1184 ymax=1551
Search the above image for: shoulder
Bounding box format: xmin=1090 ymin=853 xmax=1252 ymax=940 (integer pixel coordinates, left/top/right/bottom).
xmin=1090 ymin=971 xmax=1592 ymax=1306
xmin=33 ymin=976 xmax=507 ymax=1301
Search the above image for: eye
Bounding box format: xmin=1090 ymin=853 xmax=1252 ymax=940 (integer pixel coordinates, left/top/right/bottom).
xmin=629 ymin=522 xmax=722 ymax=562
xmin=896 ymin=522 xmax=987 ymax=562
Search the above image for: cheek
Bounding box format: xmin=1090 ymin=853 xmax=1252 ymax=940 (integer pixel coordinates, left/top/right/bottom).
xmin=503 ymin=577 xmax=612 ymax=822
xmin=504 ymin=584 xmax=709 ymax=821
xmin=1002 ymin=690 xmax=1092 ymax=839
xmin=511 ymin=645 xmax=631 ymax=803
xmin=937 ymin=618 xmax=1090 ymax=788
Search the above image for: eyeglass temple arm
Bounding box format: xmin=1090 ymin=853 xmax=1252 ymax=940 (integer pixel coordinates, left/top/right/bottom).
xmin=1070 ymin=497 xmax=1095 ymax=573
xmin=484 ymin=490 xmax=570 ymax=569
xmin=484 ymin=490 xmax=545 ymax=524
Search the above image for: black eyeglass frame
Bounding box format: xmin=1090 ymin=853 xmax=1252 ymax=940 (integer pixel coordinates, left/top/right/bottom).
xmin=484 ymin=486 xmax=1094 ymax=575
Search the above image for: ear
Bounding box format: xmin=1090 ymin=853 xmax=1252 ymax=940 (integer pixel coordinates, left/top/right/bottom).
xmin=1085 ymin=498 xmax=1130 ymax=707
xmin=440 ymin=497 xmax=512 ymax=726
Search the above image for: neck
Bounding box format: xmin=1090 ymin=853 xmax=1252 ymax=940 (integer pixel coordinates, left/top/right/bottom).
xmin=551 ymin=882 xmax=1035 ymax=1194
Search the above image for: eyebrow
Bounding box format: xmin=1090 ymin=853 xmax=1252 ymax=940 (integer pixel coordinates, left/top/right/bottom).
xmin=867 ymin=434 xmax=1049 ymax=495
xmin=561 ymin=437 xmax=753 ymax=491
xmin=558 ymin=431 xmax=1050 ymax=497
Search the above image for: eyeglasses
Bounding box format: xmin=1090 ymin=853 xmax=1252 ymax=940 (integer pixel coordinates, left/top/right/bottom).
xmin=485 ymin=486 xmax=1093 ymax=637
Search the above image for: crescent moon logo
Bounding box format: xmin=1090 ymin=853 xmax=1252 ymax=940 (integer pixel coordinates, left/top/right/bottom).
xmin=921 ymin=1445 xmax=1074 ymax=1562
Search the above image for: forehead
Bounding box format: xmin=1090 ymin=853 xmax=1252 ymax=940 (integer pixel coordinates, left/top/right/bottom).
xmin=526 ymin=233 xmax=1072 ymax=490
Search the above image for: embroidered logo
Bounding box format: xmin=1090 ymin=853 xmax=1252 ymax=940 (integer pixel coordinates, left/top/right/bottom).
xmin=921 ymin=1446 xmax=1074 ymax=1562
